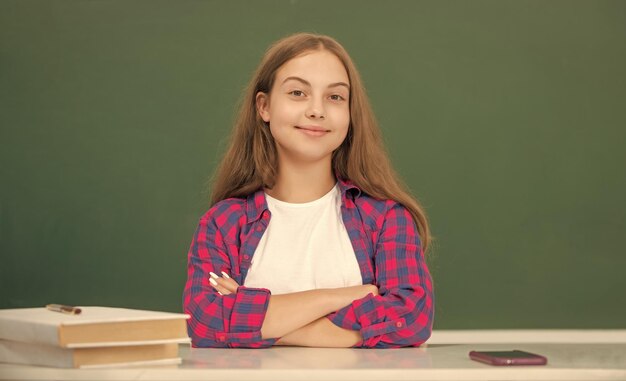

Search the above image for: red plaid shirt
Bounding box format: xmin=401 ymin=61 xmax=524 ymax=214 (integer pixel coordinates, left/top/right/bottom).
xmin=183 ymin=176 xmax=434 ymax=348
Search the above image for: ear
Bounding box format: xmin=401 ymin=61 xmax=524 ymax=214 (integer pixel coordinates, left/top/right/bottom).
xmin=255 ymin=91 xmax=270 ymax=123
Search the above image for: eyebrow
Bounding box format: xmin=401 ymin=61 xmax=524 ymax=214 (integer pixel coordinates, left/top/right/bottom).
xmin=281 ymin=76 xmax=350 ymax=90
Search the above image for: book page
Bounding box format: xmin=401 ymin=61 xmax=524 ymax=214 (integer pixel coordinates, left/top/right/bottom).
xmin=0 ymin=307 xmax=189 ymax=326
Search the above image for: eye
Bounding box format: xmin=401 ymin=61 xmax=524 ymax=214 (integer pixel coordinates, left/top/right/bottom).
xmin=329 ymin=94 xmax=346 ymax=101
xmin=289 ymin=90 xmax=305 ymax=97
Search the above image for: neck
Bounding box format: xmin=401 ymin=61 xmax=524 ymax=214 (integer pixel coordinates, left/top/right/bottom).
xmin=265 ymin=158 xmax=336 ymax=203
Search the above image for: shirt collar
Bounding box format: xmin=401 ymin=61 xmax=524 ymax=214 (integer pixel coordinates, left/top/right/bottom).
xmin=246 ymin=173 xmax=362 ymax=224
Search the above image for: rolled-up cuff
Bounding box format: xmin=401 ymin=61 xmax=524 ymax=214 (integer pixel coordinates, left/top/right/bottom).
xmin=350 ymin=294 xmax=404 ymax=348
xmin=220 ymin=286 xmax=273 ymax=347
xmin=213 ymin=330 xmax=277 ymax=348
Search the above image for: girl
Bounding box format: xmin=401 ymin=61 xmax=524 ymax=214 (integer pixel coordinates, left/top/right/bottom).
xmin=183 ymin=33 xmax=433 ymax=348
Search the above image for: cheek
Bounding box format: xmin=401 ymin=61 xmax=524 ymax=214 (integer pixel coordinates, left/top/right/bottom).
xmin=269 ymin=101 xmax=300 ymax=124
xmin=337 ymin=108 xmax=351 ymax=131
xmin=338 ymin=126 xmax=350 ymax=144
xmin=334 ymin=114 xmax=350 ymax=144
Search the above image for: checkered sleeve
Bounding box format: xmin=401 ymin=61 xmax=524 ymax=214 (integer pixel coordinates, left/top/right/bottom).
xmin=328 ymin=202 xmax=434 ymax=348
xmin=182 ymin=209 xmax=276 ymax=348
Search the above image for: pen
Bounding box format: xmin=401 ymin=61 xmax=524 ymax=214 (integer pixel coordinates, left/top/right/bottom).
xmin=45 ymin=304 xmax=82 ymax=315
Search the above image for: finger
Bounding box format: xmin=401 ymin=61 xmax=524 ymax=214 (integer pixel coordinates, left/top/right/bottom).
xmin=209 ymin=277 xmax=231 ymax=295
xmin=220 ymin=271 xmax=239 ymax=287
xmin=221 ymin=274 xmax=240 ymax=291
xmin=218 ymin=278 xmax=238 ymax=294
xmin=211 ymin=271 xmax=239 ymax=293
xmin=209 ymin=273 xmax=238 ymax=294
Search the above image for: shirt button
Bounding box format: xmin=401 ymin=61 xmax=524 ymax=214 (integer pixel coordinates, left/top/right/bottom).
xmin=256 ymin=225 xmax=263 ymax=232
xmin=396 ymin=322 xmax=403 ymax=328
xmin=218 ymin=335 xmax=225 ymax=342
xmin=243 ymin=255 xmax=250 ymax=260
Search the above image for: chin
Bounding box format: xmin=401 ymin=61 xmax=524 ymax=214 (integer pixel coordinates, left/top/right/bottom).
xmin=285 ymin=149 xmax=334 ymax=164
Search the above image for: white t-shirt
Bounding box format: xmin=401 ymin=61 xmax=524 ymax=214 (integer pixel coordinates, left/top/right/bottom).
xmin=243 ymin=183 xmax=363 ymax=295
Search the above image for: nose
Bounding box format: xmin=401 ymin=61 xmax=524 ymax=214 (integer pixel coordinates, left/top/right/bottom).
xmin=306 ymin=98 xmax=325 ymax=119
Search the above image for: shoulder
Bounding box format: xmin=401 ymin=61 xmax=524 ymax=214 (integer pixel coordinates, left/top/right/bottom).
xmin=353 ymin=192 xmax=421 ymax=249
xmin=338 ymin=177 xmax=411 ymax=231
xmin=204 ymin=197 xmax=246 ymax=217
xmin=352 ymin=192 xmax=411 ymax=231
xmin=197 ymin=196 xmax=249 ymax=235
xmin=197 ymin=188 xmax=266 ymax=235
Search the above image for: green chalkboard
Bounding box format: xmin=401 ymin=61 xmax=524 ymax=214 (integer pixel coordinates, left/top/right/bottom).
xmin=1 ymin=0 xmax=625 ymax=329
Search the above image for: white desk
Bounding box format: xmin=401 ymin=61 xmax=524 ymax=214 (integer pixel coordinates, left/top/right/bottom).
xmin=1 ymin=330 xmax=625 ymax=380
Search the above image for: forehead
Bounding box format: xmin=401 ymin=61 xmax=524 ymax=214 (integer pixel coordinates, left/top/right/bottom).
xmin=275 ymin=50 xmax=349 ymax=85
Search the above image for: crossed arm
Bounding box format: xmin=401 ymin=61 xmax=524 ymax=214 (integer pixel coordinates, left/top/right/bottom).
xmin=209 ymin=271 xmax=378 ymax=347
xmin=184 ymin=202 xmax=433 ymax=348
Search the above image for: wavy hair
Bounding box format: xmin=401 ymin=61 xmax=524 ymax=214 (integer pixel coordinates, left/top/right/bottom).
xmin=209 ymin=33 xmax=431 ymax=253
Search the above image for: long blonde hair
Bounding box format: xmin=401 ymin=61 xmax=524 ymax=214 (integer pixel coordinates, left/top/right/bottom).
xmin=209 ymin=33 xmax=432 ymax=253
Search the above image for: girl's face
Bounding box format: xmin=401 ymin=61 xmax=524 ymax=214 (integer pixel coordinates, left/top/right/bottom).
xmin=256 ymin=50 xmax=350 ymax=166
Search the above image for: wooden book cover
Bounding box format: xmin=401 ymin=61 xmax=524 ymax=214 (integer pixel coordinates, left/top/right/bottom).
xmin=0 ymin=307 xmax=190 ymax=348
xmin=0 ymin=339 xmax=182 ymax=368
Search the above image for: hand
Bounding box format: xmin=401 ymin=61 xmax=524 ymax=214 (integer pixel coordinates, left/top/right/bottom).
xmin=347 ymin=284 xmax=379 ymax=299
xmin=361 ymin=284 xmax=380 ymax=298
xmin=326 ymin=284 xmax=379 ymax=311
xmin=209 ymin=271 xmax=240 ymax=296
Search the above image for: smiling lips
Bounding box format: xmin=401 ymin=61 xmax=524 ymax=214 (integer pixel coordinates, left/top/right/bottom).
xmin=296 ymin=125 xmax=330 ymax=137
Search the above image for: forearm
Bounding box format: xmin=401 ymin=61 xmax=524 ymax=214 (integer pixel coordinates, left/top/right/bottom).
xmin=328 ymin=286 xmax=434 ymax=348
xmin=275 ymin=317 xmax=361 ymax=347
xmin=260 ymin=285 xmax=377 ymax=339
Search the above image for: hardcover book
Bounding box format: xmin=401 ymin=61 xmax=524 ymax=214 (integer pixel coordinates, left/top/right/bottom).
xmin=0 ymin=340 xmax=182 ymax=368
xmin=0 ymin=307 xmax=191 ymax=348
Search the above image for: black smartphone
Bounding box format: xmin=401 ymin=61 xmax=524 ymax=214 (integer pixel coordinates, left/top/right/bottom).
xmin=469 ymin=350 xmax=548 ymax=366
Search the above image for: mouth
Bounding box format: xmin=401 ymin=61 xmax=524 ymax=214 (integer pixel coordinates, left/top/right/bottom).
xmin=295 ymin=126 xmax=331 ymax=132
xmin=295 ymin=126 xmax=331 ymax=137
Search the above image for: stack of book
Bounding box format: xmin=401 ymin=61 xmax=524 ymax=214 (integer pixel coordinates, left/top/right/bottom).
xmin=0 ymin=306 xmax=190 ymax=368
